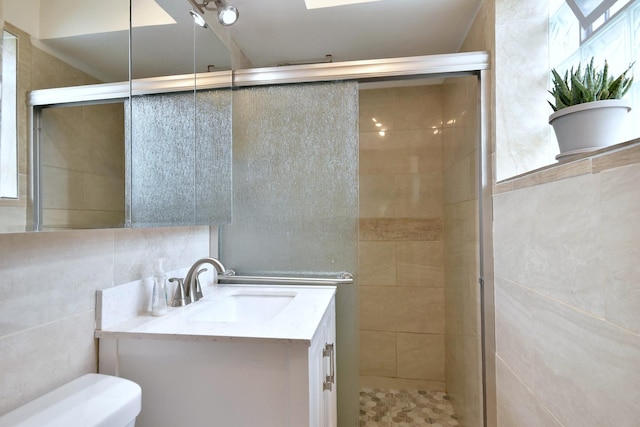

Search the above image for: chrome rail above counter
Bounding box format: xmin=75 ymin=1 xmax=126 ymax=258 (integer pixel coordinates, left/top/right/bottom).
xmin=218 ymin=271 xmax=353 ymax=286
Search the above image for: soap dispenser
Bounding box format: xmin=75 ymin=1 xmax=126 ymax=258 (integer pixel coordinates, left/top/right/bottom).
xmin=151 ymin=258 xmax=168 ymax=316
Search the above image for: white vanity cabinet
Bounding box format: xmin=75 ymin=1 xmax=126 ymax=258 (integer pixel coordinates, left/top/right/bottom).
xmin=96 ymin=285 xmax=337 ymax=427
xmin=308 ymin=298 xmax=337 ymax=427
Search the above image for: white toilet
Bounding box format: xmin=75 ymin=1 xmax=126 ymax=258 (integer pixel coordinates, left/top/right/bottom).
xmin=0 ymin=374 xmax=141 ymax=427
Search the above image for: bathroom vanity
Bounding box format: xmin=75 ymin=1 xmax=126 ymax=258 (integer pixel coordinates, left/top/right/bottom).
xmin=96 ymin=284 xmax=337 ymax=427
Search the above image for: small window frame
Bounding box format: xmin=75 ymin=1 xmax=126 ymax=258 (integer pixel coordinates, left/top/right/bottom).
xmin=565 ymin=0 xmax=634 ymax=43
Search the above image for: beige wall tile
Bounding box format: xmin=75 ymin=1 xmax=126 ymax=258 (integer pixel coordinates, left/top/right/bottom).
xmin=496 ymin=357 xmax=562 ymax=427
xmin=443 ymin=127 xmax=477 ymax=171
xmin=0 ymin=229 xmax=114 ymax=337
xmin=42 ymin=209 xmax=124 ymax=231
xmin=397 ymin=333 xmax=445 ymax=381
xmin=359 ymin=83 xmax=446 ymax=388
xmin=0 ymin=311 xmax=97 ymax=415
xmin=532 ymin=293 xmax=640 ymax=427
xmin=360 ymin=330 xmax=397 ymax=377
xmin=442 ymin=68 xmax=483 ymax=426
xmin=600 ymin=163 xmax=640 ymax=334
xmin=359 ymin=218 xmax=443 ymax=241
xmin=359 ymin=174 xmax=395 ymax=218
xmin=113 ymin=226 xmax=210 ymax=284
xmin=358 ymin=241 xmax=397 ymax=286
xmin=462 ymin=334 xmax=484 ymax=425
xmin=359 ymin=128 xmax=388 ymax=150
xmin=360 ymin=128 xmax=442 ymax=152
xmin=360 ymin=286 xmax=445 ymax=334
xmin=444 ymin=151 xmax=477 ymax=204
xmin=396 ymin=241 xmax=444 ymax=287
xmin=494 ymin=173 xmax=606 ymax=317
xmin=495 ymin=277 xmax=534 ymax=387
xmin=41 ymin=166 xmax=85 ymax=210
xmin=394 ymin=172 xmax=443 ymax=218
xmin=444 ymin=199 xmax=478 ymax=243
xmin=84 ymin=174 xmax=124 ymax=211
xmin=359 ymin=131 xmax=442 ymax=175
xmin=0 ymin=207 xmax=27 ymax=233
xmin=445 ymin=333 xmax=484 ymax=426
xmin=359 ymin=86 xmax=442 ymax=132
xmin=445 ymin=258 xmax=480 ymax=336
xmin=460 ymin=0 xmax=494 ymax=53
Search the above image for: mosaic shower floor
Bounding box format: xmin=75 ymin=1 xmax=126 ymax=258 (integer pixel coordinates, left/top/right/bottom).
xmin=359 ymin=388 xmax=459 ymax=427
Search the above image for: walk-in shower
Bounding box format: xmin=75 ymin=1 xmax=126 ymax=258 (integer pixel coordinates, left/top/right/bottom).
xmin=358 ymin=75 xmax=485 ymax=426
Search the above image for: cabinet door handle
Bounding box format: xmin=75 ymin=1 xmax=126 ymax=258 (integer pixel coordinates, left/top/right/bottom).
xmin=322 ymin=343 xmax=335 ymax=391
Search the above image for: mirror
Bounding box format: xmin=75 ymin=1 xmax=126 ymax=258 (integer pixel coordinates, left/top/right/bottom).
xmin=0 ymin=0 xmax=232 ymax=233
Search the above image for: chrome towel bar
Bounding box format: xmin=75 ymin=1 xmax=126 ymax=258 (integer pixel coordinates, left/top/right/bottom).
xmin=218 ymin=271 xmax=353 ymax=286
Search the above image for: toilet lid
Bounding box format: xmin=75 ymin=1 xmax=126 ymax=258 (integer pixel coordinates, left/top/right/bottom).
xmin=0 ymin=374 xmax=141 ymax=427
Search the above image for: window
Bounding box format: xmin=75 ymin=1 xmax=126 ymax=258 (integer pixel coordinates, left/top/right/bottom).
xmin=1 ymin=30 xmax=18 ymax=199
xmin=550 ymin=0 xmax=639 ymax=150
xmin=565 ymin=0 xmax=634 ymax=42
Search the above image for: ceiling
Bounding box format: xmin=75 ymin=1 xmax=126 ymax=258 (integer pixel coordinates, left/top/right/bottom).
xmin=5 ymin=0 xmax=483 ymax=82
xmin=223 ymin=0 xmax=483 ymax=68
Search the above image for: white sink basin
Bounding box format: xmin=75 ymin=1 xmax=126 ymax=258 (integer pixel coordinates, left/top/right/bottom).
xmin=190 ymin=290 xmax=296 ymax=323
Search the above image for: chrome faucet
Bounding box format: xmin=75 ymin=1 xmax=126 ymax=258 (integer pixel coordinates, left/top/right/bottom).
xmin=180 ymin=257 xmax=228 ymax=304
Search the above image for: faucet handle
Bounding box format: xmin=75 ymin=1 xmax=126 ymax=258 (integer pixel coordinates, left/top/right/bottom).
xmin=169 ymin=277 xmax=190 ymax=307
xmin=194 ymin=268 xmax=208 ymax=302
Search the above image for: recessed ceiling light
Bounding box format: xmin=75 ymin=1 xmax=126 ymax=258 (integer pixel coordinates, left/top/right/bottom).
xmin=304 ymin=0 xmax=382 ymax=10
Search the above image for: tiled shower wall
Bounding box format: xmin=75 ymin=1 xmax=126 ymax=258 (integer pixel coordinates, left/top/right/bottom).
xmin=358 ymin=85 xmax=446 ymax=391
xmin=0 ymin=226 xmax=210 ymax=415
xmin=442 ymin=76 xmax=483 ymax=427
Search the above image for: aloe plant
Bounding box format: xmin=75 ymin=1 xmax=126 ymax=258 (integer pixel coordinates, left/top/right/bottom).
xmin=549 ymin=58 xmax=634 ymax=112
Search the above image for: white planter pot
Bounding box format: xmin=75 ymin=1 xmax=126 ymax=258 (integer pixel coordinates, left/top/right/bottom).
xmin=549 ymin=99 xmax=631 ymax=154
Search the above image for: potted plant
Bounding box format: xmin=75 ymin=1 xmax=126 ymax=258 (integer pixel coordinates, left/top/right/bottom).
xmin=549 ymin=57 xmax=634 ymax=157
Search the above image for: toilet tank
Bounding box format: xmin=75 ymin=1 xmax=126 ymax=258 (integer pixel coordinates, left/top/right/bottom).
xmin=0 ymin=374 xmax=141 ymax=427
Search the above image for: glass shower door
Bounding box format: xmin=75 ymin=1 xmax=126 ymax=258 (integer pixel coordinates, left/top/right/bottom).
xmin=220 ymin=81 xmax=360 ymax=427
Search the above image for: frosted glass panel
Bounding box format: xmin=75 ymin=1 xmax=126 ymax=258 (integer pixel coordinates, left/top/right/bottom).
xmin=220 ymin=81 xmax=359 ymax=426
xmin=127 ymin=89 xmax=232 ymax=227
xmin=221 ymin=82 xmax=358 ymax=275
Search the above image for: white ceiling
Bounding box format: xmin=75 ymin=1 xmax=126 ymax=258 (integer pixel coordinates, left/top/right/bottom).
xmin=224 ymin=0 xmax=483 ymax=68
xmin=5 ymin=0 xmax=483 ymax=82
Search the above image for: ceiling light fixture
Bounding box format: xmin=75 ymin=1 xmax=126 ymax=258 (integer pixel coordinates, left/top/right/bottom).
xmin=189 ymin=10 xmax=208 ymax=28
xmin=216 ymin=3 xmax=239 ymax=25
xmin=187 ymin=0 xmax=239 ymax=26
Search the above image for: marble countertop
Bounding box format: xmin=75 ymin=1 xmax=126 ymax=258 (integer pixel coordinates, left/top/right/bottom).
xmin=95 ymin=284 xmax=336 ymax=345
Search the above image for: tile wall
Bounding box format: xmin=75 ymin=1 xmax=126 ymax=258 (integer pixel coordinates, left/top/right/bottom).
xmin=40 ymin=103 xmax=125 ymax=230
xmin=0 ymin=226 xmax=210 ymax=415
xmin=442 ymin=75 xmax=483 ymax=427
xmin=358 ymin=85 xmax=446 ymax=391
xmin=493 ymin=145 xmax=640 ymax=426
